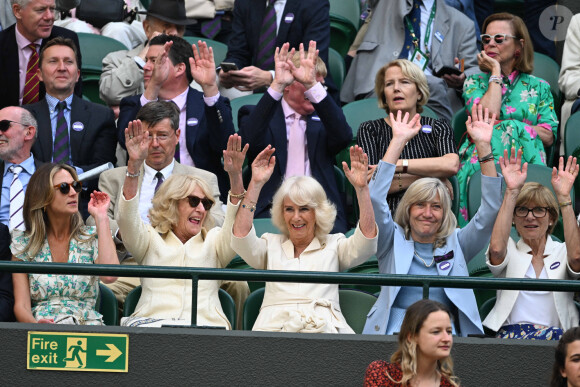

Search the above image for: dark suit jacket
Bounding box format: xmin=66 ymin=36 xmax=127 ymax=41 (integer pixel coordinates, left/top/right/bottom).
xmin=0 ymin=24 xmax=82 ymax=109
xmin=25 ymin=95 xmax=117 ymax=203
xmin=238 ymin=91 xmax=351 ymax=233
xmin=0 ymin=223 xmax=14 ymax=322
xmin=117 ymin=88 xmax=235 ymax=202
xmin=225 ymin=0 xmax=337 ymax=100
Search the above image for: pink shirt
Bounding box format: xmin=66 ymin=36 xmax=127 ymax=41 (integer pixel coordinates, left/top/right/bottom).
xmin=15 ymin=26 xmax=41 ymax=105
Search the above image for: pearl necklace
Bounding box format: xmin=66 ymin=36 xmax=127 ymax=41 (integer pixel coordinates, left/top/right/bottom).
xmin=414 ymin=250 xmax=435 ymax=267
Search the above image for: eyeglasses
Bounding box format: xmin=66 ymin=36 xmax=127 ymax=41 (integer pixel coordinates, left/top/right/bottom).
xmin=54 ymin=181 xmax=82 ymax=194
xmin=147 ymin=132 xmax=174 ymax=142
xmin=187 ymin=195 xmax=213 ymax=211
xmin=480 ymin=33 xmax=518 ymax=45
xmin=0 ymin=120 xmax=26 ymax=132
xmin=514 ymin=206 xmax=549 ymax=218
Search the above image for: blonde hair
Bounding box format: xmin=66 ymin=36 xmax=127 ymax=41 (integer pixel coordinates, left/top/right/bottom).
xmin=515 ymin=182 xmax=559 ymax=236
xmin=375 ymin=59 xmax=430 ymax=114
xmin=394 ymin=178 xmax=456 ymax=249
xmin=18 ymin=163 xmax=90 ymax=258
xmin=271 ymin=176 xmax=336 ymax=241
xmin=389 ymin=300 xmax=460 ymax=387
xmin=149 ymin=174 xmax=215 ymax=234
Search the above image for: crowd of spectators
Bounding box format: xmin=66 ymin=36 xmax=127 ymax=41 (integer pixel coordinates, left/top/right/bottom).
xmin=1 ymin=0 xmax=580 ymax=361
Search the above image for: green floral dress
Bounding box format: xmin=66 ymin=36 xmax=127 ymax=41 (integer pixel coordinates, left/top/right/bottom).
xmin=11 ymin=227 xmax=103 ymax=325
xmin=457 ymin=71 xmax=558 ymax=227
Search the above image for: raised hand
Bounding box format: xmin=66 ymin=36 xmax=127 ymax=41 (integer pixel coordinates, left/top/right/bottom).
xmin=190 ymin=40 xmax=217 ymax=89
xmin=150 ymin=40 xmax=173 ymax=87
xmin=289 ymin=41 xmax=318 ymax=89
xmin=125 ymin=120 xmax=149 ymax=164
xmin=223 ymin=134 xmax=249 ymax=175
xmin=250 ymin=145 xmax=276 ymax=186
xmin=343 ymin=146 xmax=369 ymax=191
xmin=498 ymin=147 xmax=527 ymax=190
xmin=552 ymin=156 xmax=579 ymax=199
xmin=272 ymin=43 xmax=295 ymax=92
xmin=389 ymin=110 xmax=421 ymax=143
xmin=87 ymin=191 xmax=111 ymax=220
xmin=466 ymin=103 xmax=496 ymax=145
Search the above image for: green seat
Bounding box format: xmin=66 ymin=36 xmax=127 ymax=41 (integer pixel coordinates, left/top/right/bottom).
xmin=339 ymin=289 xmax=377 ymax=334
xmin=81 ymin=73 xmax=106 ymax=105
xmin=183 ymin=36 xmax=228 ymax=66
xmin=451 ymin=108 xmax=468 ymax=148
xmin=253 ymin=217 xmax=280 ymax=237
xmin=226 ymin=257 xmax=264 ymax=293
xmin=421 ymin=106 xmax=438 ymax=120
xmin=532 ymin=51 xmax=561 ymax=112
xmin=342 ymin=98 xmax=385 ymax=142
xmin=77 ymin=33 xmax=128 ymax=75
xmin=97 ymin=283 xmax=119 ymax=326
xmin=479 ymin=296 xmax=496 ymax=324
xmin=242 ymin=287 xmax=378 ymax=333
xmin=330 ymin=17 xmax=357 ymax=57
xmin=564 ymin=112 xmax=580 ymax=199
xmin=343 ymin=257 xmax=379 ymax=295
xmin=123 ymin=286 xmax=236 ymax=328
xmin=328 ymin=47 xmax=345 ymax=91
xmin=229 ymin=93 xmax=264 ymax=132
xmin=329 ymin=0 xmax=361 ymax=31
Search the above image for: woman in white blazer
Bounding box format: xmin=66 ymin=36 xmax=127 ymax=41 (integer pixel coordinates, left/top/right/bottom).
xmin=484 ymin=155 xmax=580 ymax=340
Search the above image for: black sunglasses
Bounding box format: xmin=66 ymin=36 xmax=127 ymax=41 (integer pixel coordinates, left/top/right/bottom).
xmin=187 ymin=195 xmax=213 ymax=211
xmin=0 ymin=119 xmax=27 ymax=132
xmin=54 ymin=181 xmax=82 ymax=194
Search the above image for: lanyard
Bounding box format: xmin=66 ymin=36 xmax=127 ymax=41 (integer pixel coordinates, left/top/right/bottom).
xmin=500 ymin=73 xmax=520 ymax=106
xmin=404 ymin=0 xmax=437 ymax=57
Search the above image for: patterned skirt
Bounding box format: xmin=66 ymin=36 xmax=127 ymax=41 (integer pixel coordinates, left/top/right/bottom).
xmin=496 ymin=323 xmax=563 ymax=340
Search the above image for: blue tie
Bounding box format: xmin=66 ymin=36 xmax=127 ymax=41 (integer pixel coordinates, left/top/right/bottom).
xmin=399 ymin=0 xmax=422 ymax=60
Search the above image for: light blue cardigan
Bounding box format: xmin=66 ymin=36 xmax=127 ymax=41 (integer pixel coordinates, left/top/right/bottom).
xmin=363 ymin=161 xmax=503 ymax=336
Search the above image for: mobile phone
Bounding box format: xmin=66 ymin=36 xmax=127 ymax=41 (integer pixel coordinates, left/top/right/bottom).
xmin=220 ymin=62 xmax=239 ymax=72
xmin=434 ymin=66 xmax=462 ymax=77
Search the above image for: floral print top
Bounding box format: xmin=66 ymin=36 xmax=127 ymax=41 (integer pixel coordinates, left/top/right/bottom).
xmin=11 ymin=227 xmax=103 ymax=325
xmin=456 ymin=71 xmax=558 ymax=226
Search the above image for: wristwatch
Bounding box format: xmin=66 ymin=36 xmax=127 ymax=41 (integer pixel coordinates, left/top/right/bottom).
xmin=402 ymin=159 xmax=409 ymax=174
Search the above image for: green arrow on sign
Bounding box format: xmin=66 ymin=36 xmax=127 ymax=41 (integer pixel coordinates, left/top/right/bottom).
xmin=96 ymin=344 xmax=122 ymax=362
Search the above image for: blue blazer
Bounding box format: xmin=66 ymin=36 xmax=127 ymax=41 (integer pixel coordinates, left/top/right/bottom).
xmin=363 ymin=161 xmax=503 ymax=336
xmin=225 ymin=0 xmax=337 ymax=100
xmin=238 ymin=91 xmax=351 ymax=233
xmin=0 ymin=24 xmax=82 ymax=110
xmin=117 ymin=88 xmax=235 ymax=201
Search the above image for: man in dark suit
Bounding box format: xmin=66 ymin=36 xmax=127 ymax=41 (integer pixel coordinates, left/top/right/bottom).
xmin=118 ymin=34 xmax=235 ymax=202
xmin=0 ymin=222 xmax=14 ymax=322
xmin=218 ymin=0 xmax=336 ymax=99
xmin=25 ymin=37 xmax=116 ymax=217
xmin=239 ymin=41 xmax=351 ymax=233
xmin=0 ymin=0 xmax=82 ymax=110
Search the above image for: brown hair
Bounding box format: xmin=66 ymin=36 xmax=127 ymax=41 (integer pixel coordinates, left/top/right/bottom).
xmin=39 ymin=36 xmax=79 ymax=68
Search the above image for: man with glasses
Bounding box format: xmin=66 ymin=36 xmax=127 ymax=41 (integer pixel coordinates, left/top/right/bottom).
xmin=118 ymin=34 xmax=235 ymax=202
xmin=90 ymin=101 xmax=250 ymax=318
xmin=24 ymin=36 xmax=117 ymax=219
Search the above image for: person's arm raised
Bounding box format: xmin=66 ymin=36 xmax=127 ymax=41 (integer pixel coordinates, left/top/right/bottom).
xmin=122 ymin=120 xmax=149 ymax=201
xmin=343 ymin=146 xmax=376 ymax=238
xmin=466 ymin=102 xmax=497 ymax=177
xmin=381 ymin=110 xmax=422 ymax=164
xmin=223 ymin=134 xmax=248 ymax=206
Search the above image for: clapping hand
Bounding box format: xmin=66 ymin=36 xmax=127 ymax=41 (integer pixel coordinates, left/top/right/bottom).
xmin=466 ymin=103 xmax=496 ymax=145
xmin=125 ymin=120 xmax=149 ymax=164
xmin=223 ymin=134 xmax=248 ymax=175
xmin=552 ymin=156 xmax=579 ymax=199
xmin=250 ymin=145 xmax=276 ymax=186
xmin=499 ymin=147 xmax=527 ymax=191
xmin=389 ymin=110 xmax=421 ymax=143
xmin=343 ymin=146 xmax=370 ymax=191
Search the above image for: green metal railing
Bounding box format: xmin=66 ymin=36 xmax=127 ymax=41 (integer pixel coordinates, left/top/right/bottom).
xmin=2 ymin=261 xmax=579 ymax=326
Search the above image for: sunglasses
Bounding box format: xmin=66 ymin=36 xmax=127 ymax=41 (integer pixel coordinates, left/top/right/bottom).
xmin=0 ymin=119 xmax=26 ymax=132
xmin=54 ymin=181 xmax=82 ymax=194
xmin=187 ymin=195 xmax=213 ymax=211
xmin=480 ymin=33 xmax=517 ymax=45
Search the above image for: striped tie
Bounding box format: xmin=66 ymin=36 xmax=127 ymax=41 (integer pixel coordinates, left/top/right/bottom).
xmin=9 ymin=165 xmax=24 ymax=231
xmin=154 ymin=171 xmax=164 ymax=192
xmin=22 ymin=44 xmax=40 ymax=105
xmin=201 ymin=15 xmax=222 ymax=39
xmin=53 ymin=101 xmax=70 ymax=164
xmin=256 ymin=0 xmax=278 ymax=70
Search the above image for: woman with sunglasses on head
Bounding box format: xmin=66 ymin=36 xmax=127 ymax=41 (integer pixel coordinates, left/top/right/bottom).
xmin=456 ymin=12 xmax=558 ymax=227
xmin=117 ymin=120 xmax=245 ymax=328
xmin=484 ymin=155 xmax=580 ymax=340
xmin=12 ymin=163 xmax=118 ymax=325
xmin=364 ymin=299 xmax=459 ymax=387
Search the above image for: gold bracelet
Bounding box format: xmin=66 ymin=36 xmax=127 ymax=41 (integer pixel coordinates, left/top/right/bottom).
xmin=228 ymin=189 xmax=246 ymax=199
xmin=559 ymin=200 xmax=573 ymax=208
xmin=242 ymin=203 xmax=256 ymax=212
xmin=398 ymin=173 xmax=402 ymax=192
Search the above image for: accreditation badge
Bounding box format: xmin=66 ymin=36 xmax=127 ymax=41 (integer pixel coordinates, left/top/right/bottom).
xmin=410 ymin=48 xmax=429 ymax=71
